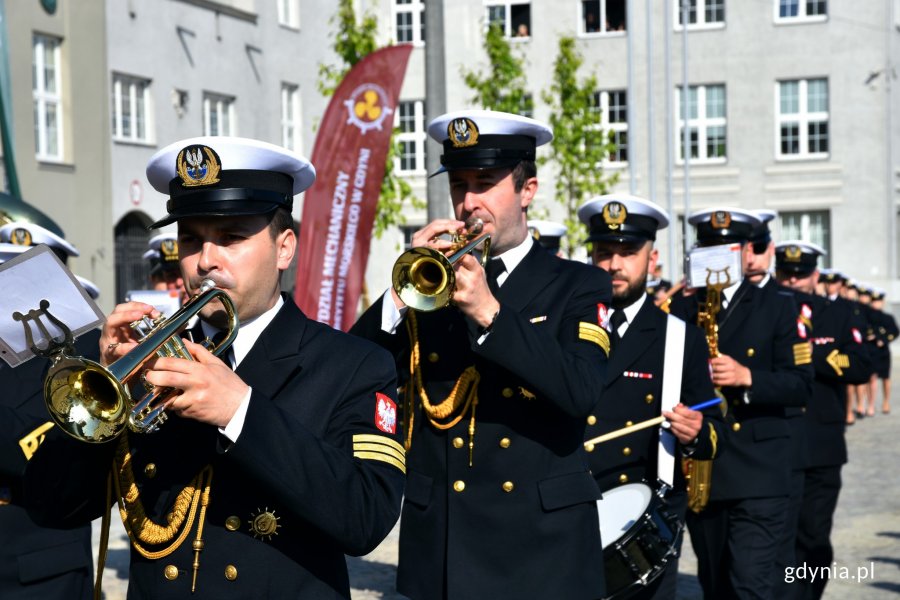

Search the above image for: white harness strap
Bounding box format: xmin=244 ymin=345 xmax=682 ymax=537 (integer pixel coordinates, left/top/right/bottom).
xmin=658 ymin=315 xmax=686 ymax=487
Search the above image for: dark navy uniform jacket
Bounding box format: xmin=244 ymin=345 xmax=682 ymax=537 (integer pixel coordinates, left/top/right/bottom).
xmin=670 ymin=279 xmax=814 ymax=500
xmin=352 ymin=242 xmax=612 ymax=600
xmin=0 ymin=331 xmax=98 ymax=600
xmin=585 ymin=297 xmax=723 ymax=495
xmin=804 ymin=295 xmax=871 ymax=467
xmin=24 ymin=298 xmax=405 ymax=599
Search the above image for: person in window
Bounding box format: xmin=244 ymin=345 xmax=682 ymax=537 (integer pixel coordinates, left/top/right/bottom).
xmin=515 ymin=22 xmax=529 ymax=37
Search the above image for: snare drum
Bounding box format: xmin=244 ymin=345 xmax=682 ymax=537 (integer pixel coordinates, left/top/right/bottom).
xmin=596 ymin=482 xmax=683 ymax=599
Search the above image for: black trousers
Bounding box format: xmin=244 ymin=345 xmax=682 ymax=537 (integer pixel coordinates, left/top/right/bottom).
xmin=773 ymin=469 xmax=805 ymax=597
xmin=790 ymin=465 xmax=842 ymax=600
xmin=687 ymin=495 xmax=789 ymax=600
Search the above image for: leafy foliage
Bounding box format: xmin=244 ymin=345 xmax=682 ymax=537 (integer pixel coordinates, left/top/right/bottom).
xmin=540 ymin=36 xmax=619 ymax=257
xmin=461 ymin=24 xmax=533 ymax=115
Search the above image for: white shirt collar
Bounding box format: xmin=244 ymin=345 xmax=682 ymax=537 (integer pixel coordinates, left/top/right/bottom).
xmin=201 ymin=295 xmax=284 ymax=368
xmin=611 ymin=292 xmax=646 ymax=337
xmin=722 ymin=279 xmax=742 ymax=303
xmin=493 ymin=234 xmax=534 ymax=287
xmin=756 ymin=273 xmax=772 ymax=289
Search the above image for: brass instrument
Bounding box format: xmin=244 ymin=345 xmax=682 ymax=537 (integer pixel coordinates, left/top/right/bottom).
xmin=44 ymin=279 xmax=239 ymax=443
xmin=392 ymin=217 xmax=492 ymax=311
xmin=683 ymin=268 xmax=729 ymax=513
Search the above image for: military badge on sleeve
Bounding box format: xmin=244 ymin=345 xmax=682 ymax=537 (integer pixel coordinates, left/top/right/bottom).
xmin=375 ymin=393 xmax=397 ymax=434
xmin=852 ymin=327 xmax=863 ymax=344
xmin=597 ymin=303 xmax=611 ymax=332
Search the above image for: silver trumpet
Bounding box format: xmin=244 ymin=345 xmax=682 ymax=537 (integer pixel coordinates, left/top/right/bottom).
xmin=43 ymin=279 xmax=238 ymax=443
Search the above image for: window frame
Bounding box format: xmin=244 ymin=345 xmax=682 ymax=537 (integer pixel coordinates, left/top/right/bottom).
xmin=484 ymin=0 xmax=532 ymax=40
xmin=32 ymin=33 xmax=64 ymax=162
xmin=281 ymin=82 xmax=301 ymax=152
xmin=579 ymin=0 xmax=628 ymax=36
xmin=394 ymin=99 xmax=426 ymax=176
xmin=277 ymin=0 xmax=300 ymax=29
xmin=590 ymin=89 xmax=629 ymax=167
xmin=111 ymin=72 xmax=153 ymax=144
xmin=393 ymin=0 xmax=425 ymax=45
xmin=775 ymin=78 xmax=829 ymax=161
xmin=202 ymin=92 xmax=236 ymax=137
xmin=676 ymin=83 xmax=727 ymax=165
xmin=774 ymin=0 xmax=827 ymax=24
xmin=673 ymin=0 xmax=726 ymax=31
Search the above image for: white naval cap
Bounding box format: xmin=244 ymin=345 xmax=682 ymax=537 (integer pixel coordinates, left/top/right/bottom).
xmin=688 ymin=207 xmax=762 ymax=245
xmin=578 ymin=194 xmax=669 ymax=243
xmin=0 ymin=221 xmax=79 ymax=257
xmin=427 ymin=109 xmax=553 ymax=175
xmin=143 ymin=232 xmax=180 ymax=274
xmin=75 ymin=275 xmax=101 ymax=300
xmin=774 ymin=240 xmax=826 ymax=275
xmin=146 ymin=136 xmax=316 ymax=228
xmin=0 ymin=241 xmax=28 ymax=263
xmin=527 ymin=220 xmax=567 ymax=252
xmin=749 ymin=209 xmax=778 ymax=245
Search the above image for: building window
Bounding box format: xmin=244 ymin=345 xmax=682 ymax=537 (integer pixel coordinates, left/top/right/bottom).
xmin=400 ymin=224 xmax=422 ymax=250
xmin=590 ymin=90 xmax=629 ymax=164
xmin=675 ymin=0 xmax=725 ymax=28
xmin=277 ymin=0 xmax=300 ymax=28
xmin=581 ymin=0 xmax=626 ymax=34
xmin=777 ymin=78 xmax=828 ymax=158
xmin=203 ymin=93 xmax=235 ymax=136
xmin=114 ymin=212 xmax=153 ymax=302
xmin=776 ymin=0 xmax=826 ymax=20
xmin=780 ymin=210 xmax=830 ymax=266
xmin=111 ymin=73 xmax=152 ymax=143
xmin=395 ymin=100 xmax=426 ymax=174
xmin=486 ymin=1 xmax=531 ymax=38
xmin=394 ymin=0 xmax=425 ymax=44
xmin=677 ymin=84 xmax=726 ymax=163
xmin=32 ymin=33 xmax=63 ymax=161
xmin=281 ymin=83 xmax=301 ymax=151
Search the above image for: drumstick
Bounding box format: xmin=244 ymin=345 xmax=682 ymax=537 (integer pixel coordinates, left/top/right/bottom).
xmin=583 ymin=398 xmax=722 ymax=447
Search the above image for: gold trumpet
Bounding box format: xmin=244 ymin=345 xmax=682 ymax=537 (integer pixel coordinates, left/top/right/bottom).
xmin=392 ymin=218 xmax=492 ymax=312
xmin=43 ymin=279 xmax=239 ymax=443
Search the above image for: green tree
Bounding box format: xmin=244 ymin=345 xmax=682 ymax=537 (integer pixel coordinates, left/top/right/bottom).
xmin=461 ymin=23 xmax=533 ymax=115
xmin=317 ymin=0 xmax=422 ymax=238
xmin=541 ymin=36 xmax=619 ymax=257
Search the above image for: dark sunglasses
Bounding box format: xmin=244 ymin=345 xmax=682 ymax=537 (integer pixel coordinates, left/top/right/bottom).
xmin=751 ymin=241 xmax=769 ymax=254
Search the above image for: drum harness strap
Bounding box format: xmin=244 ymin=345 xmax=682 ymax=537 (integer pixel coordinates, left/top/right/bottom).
xmin=658 ymin=315 xmax=686 ymax=488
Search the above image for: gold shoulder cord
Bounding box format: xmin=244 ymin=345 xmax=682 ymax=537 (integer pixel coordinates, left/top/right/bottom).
xmin=96 ymin=435 xmax=213 ymax=595
xmin=406 ymin=311 xmax=481 ymax=466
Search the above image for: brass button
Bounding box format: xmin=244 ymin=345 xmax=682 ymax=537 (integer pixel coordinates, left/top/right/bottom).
xmin=625 ymin=421 xmax=634 ymax=427
xmin=585 ymin=443 xmax=595 ymax=452
xmin=801 ymin=407 xmax=807 ymax=413
xmin=452 ymin=437 xmax=464 ymax=449
xmin=587 ymin=415 xmax=597 ymax=425
xmin=143 ymin=463 xmax=157 ymax=479
xmin=645 ymin=394 xmax=654 ymax=404
xmin=746 ymin=348 xmax=756 ymax=357
xmin=732 ymin=422 xmax=741 ymax=432
xmin=225 ymin=516 xmax=241 ymax=531
xmin=619 ymin=474 xmax=628 ymax=484
xmin=164 ymin=565 xmax=179 ymax=580
xmin=453 ymin=480 xmax=465 ymax=492
xmin=502 ymin=481 xmax=514 ymax=493
xmin=502 ymin=387 xmax=514 ymax=398
xmin=427 ymin=352 xmax=439 ymax=363
xmin=224 ymin=565 xmax=238 ymax=581
xmin=623 ymin=447 xmax=631 ymax=456
xmin=499 ymin=437 xmax=511 ymax=448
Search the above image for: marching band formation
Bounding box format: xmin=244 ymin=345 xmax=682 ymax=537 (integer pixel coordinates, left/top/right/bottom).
xmin=0 ymin=110 xmax=895 ymax=599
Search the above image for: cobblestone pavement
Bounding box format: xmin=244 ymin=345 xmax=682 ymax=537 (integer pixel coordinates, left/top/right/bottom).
xmin=94 ymin=377 xmax=900 ymax=599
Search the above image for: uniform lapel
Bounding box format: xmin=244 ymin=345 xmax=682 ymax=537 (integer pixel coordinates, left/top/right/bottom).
xmin=235 ymin=297 xmax=305 ymax=401
xmin=493 ymin=243 xmax=559 ymax=314
xmin=717 ymin=279 xmax=754 ymax=340
xmin=607 ymin=298 xmax=661 ymax=385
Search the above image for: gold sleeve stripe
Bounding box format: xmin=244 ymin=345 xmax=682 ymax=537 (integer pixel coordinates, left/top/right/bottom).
xmin=352 ymin=433 xmax=406 ymax=457
xmin=579 ymin=322 xmax=610 ymax=355
xmin=353 ymin=441 xmax=406 ymax=463
xmin=353 ymin=451 xmax=406 ymax=473
xmin=18 ymin=421 xmax=54 ymax=461
xmin=793 ymin=342 xmax=812 ymax=365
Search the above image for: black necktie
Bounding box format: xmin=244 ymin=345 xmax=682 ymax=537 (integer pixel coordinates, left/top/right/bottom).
xmin=211 ymin=330 xmax=235 ymax=369
xmin=610 ymin=310 xmax=627 ymax=344
xmin=485 ymin=258 xmax=506 ymax=296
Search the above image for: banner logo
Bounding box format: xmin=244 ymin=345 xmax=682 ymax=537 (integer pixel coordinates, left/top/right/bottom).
xmin=343 ymin=83 xmax=393 ymax=134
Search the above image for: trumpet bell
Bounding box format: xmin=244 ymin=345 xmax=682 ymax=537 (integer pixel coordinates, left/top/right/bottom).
xmin=44 ymin=356 xmax=130 ymax=443
xmin=392 ymin=247 xmax=456 ymax=312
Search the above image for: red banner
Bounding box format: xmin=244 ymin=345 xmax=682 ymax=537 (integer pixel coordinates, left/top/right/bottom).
xmin=295 ymin=45 xmax=413 ymax=331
